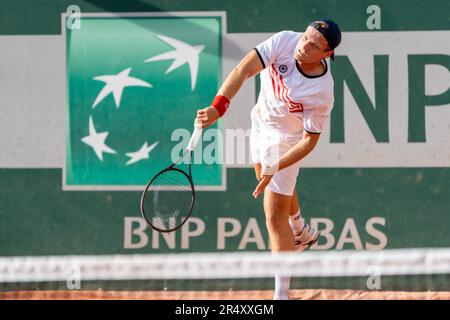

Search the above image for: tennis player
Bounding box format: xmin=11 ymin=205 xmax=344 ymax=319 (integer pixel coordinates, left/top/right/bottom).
xmin=195 ymin=19 xmax=342 ymax=300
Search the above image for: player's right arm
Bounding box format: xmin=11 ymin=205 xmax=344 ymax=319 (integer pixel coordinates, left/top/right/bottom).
xmin=195 ymin=49 xmax=264 ymax=128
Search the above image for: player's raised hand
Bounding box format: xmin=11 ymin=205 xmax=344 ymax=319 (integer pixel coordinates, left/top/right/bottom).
xmin=252 ymin=175 xmax=273 ymax=198
xmin=195 ymin=106 xmax=219 ymax=128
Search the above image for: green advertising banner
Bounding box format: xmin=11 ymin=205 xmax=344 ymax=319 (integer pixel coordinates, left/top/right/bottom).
xmin=65 ymin=15 xmax=223 ymax=189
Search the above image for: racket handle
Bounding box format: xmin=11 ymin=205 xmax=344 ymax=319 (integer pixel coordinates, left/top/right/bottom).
xmin=187 ymin=127 xmax=203 ymax=151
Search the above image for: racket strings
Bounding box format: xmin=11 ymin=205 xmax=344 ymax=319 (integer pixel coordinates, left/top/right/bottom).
xmin=143 ymin=169 xmax=194 ymax=232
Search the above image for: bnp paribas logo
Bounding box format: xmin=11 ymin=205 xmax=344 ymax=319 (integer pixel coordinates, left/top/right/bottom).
xmin=63 ymin=13 xmax=226 ymax=190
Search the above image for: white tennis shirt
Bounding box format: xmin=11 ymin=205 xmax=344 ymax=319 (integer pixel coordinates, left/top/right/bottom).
xmin=255 ymin=30 xmax=334 ymax=136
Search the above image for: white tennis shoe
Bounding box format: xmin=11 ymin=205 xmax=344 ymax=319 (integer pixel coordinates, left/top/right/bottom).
xmin=294 ymin=223 xmax=320 ymax=252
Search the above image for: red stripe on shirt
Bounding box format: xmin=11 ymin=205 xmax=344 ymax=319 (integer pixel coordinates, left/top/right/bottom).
xmin=278 ymin=73 xmax=304 ymax=112
xmin=269 ymin=67 xmax=279 ymax=101
xmin=269 ymin=65 xmax=304 ymax=113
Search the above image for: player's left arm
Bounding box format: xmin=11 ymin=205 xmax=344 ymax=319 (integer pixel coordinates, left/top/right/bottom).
xmin=195 ymin=50 xmax=264 ymax=128
xmin=252 ymin=130 xmax=320 ymax=198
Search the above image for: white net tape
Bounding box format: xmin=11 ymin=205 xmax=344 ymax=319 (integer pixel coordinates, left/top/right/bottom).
xmin=1 ymin=248 xmax=450 ymax=283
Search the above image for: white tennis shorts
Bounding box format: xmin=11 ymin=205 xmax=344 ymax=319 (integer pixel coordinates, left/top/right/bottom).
xmin=250 ymin=105 xmax=302 ymax=196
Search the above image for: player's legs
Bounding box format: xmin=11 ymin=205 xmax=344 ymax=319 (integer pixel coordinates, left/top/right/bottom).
xmin=264 ymin=189 xmax=294 ymax=252
xmin=251 ymin=107 xmax=296 ymax=299
xmin=289 ymin=187 xmax=320 ymax=251
xmin=263 ymin=188 xmax=294 ymax=300
xmin=255 ymin=162 xmax=295 ymax=250
xmin=256 ymin=165 xmax=305 ymax=244
xmin=290 ymin=189 xmax=305 ymax=231
xmin=290 ymin=189 xmax=300 ymax=215
xmin=289 ymin=189 xmax=304 ymax=234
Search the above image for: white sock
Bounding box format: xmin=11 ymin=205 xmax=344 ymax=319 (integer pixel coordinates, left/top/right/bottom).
xmin=289 ymin=210 xmax=304 ymax=236
xmin=273 ymin=273 xmax=291 ymax=300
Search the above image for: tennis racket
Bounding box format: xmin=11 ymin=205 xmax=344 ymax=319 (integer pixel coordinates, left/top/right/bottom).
xmin=140 ymin=126 xmax=203 ymax=233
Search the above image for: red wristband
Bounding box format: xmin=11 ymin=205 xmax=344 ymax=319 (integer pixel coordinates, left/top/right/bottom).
xmin=211 ymin=95 xmax=230 ymax=118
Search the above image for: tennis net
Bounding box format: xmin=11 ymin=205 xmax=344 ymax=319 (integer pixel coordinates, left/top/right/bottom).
xmin=1 ymin=248 xmax=450 ymax=299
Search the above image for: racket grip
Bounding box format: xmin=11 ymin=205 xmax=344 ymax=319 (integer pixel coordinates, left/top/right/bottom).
xmin=187 ymin=127 xmax=203 ymax=151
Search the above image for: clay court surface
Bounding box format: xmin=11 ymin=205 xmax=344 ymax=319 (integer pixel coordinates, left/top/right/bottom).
xmin=1 ymin=289 xmax=449 ymax=300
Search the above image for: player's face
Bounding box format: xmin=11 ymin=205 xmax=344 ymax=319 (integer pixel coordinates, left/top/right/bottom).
xmin=294 ymin=26 xmax=332 ymax=63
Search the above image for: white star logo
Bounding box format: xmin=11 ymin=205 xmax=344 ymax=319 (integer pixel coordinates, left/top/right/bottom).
xmin=144 ymin=35 xmax=205 ymax=90
xmin=92 ymin=67 xmax=152 ymax=108
xmin=81 ymin=116 xmax=117 ymax=161
xmin=125 ymin=141 xmax=159 ymax=166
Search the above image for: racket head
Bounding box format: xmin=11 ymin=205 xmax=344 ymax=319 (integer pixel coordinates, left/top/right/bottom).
xmin=140 ymin=167 xmax=195 ymax=233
